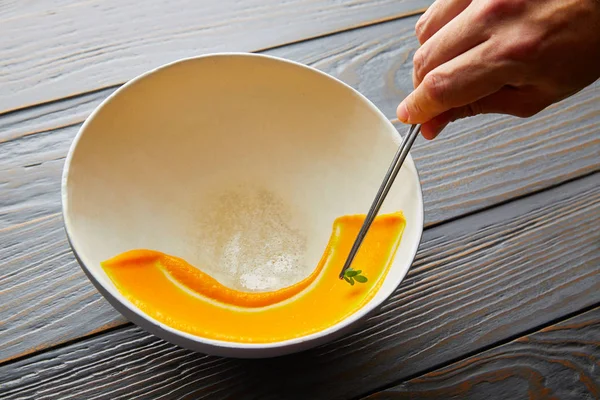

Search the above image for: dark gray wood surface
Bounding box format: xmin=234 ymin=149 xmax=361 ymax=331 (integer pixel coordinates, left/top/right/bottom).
xmin=0 ymin=0 xmax=429 ymax=113
xmin=1 ymin=173 xmax=597 ymax=399
xmin=367 ymin=307 xmax=600 ymax=400
xmin=1 ymin=15 xmax=599 ymax=363
xmin=1 ymin=3 xmax=599 ymax=398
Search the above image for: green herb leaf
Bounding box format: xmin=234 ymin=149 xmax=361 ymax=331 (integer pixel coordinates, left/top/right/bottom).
xmin=345 ymin=270 xmax=359 ymax=277
xmin=343 ymin=268 xmax=367 ymax=286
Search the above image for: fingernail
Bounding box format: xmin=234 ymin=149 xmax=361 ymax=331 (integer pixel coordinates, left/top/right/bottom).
xmin=397 ymin=102 xmax=410 ymax=123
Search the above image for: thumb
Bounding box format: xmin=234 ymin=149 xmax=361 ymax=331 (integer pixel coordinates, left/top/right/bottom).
xmin=419 ymin=87 xmax=550 ymax=140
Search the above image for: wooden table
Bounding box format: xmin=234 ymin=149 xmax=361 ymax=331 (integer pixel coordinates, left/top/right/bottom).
xmin=1 ymin=2 xmax=598 ymax=399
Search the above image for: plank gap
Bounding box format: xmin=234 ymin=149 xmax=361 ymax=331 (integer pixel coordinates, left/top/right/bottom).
xmin=0 ymin=172 xmax=597 ymax=400
xmin=422 ymin=169 xmax=600 ymax=230
xmin=356 ymin=303 xmax=600 ymax=400
xmin=0 ymin=3 xmax=427 ymax=115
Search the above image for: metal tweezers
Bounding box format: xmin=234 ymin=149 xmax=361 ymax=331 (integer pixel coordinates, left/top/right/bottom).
xmin=339 ymin=124 xmax=421 ymax=279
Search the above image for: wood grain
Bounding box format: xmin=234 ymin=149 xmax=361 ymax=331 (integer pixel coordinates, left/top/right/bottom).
xmin=0 ymin=0 xmax=430 ymax=113
xmin=1 ymin=15 xmax=599 ymax=363
xmin=367 ymin=307 xmax=600 ymax=400
xmin=0 ymin=213 xmax=127 ymax=358
xmin=2 ymin=16 xmax=598 ymax=226
xmin=267 ymin=23 xmax=600 ymax=224
xmin=1 ymin=173 xmax=598 ymax=399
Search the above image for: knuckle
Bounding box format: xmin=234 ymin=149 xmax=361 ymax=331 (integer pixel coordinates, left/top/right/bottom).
xmin=412 ymin=48 xmax=427 ymax=84
xmin=480 ymin=0 xmax=525 ymax=20
xmin=501 ymin=33 xmax=541 ymax=63
xmin=422 ymin=72 xmax=447 ymax=106
xmin=415 ymin=16 xmax=427 ymax=43
xmin=466 ymin=102 xmax=483 ymax=117
xmin=452 ymin=103 xmax=482 ymax=122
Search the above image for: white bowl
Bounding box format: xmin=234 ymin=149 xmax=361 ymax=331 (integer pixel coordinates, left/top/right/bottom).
xmin=62 ymin=53 xmax=423 ymax=358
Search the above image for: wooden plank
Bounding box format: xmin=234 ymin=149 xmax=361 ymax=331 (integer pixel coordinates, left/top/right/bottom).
xmin=2 ymin=16 xmax=598 ymax=225
xmin=366 ymin=307 xmax=600 ymax=400
xmin=0 ymin=0 xmax=430 ymax=113
xmin=0 ymin=213 xmax=127 ymax=358
xmin=268 ymin=23 xmax=600 ymax=224
xmin=1 ymin=15 xmax=599 ymax=363
xmin=1 ymin=173 xmax=598 ymax=399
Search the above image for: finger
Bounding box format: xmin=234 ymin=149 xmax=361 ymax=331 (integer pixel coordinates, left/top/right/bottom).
xmin=413 ymin=2 xmax=487 ymax=87
xmin=399 ymin=44 xmax=511 ymax=125
xmin=457 ymin=86 xmax=552 ymax=119
xmin=421 ymin=112 xmax=453 ymax=140
xmin=415 ymin=0 xmax=472 ymax=45
xmin=420 ymin=87 xmax=552 ymax=139
xmin=420 ymin=105 xmax=476 ymax=139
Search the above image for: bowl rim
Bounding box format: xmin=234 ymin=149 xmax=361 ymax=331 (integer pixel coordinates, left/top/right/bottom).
xmin=61 ymin=52 xmax=424 ymax=352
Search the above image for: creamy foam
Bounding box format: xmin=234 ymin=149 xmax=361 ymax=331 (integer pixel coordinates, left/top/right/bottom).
xmin=189 ymin=186 xmax=309 ymax=292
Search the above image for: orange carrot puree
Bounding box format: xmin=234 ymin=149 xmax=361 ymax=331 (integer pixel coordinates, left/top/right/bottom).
xmin=102 ymin=212 xmax=405 ymax=343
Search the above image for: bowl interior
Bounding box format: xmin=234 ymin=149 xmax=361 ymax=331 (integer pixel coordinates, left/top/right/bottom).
xmin=64 ymin=54 xmax=423 ymax=347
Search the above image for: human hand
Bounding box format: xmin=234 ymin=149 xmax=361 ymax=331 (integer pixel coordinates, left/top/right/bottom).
xmin=397 ymin=0 xmax=600 ymax=139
